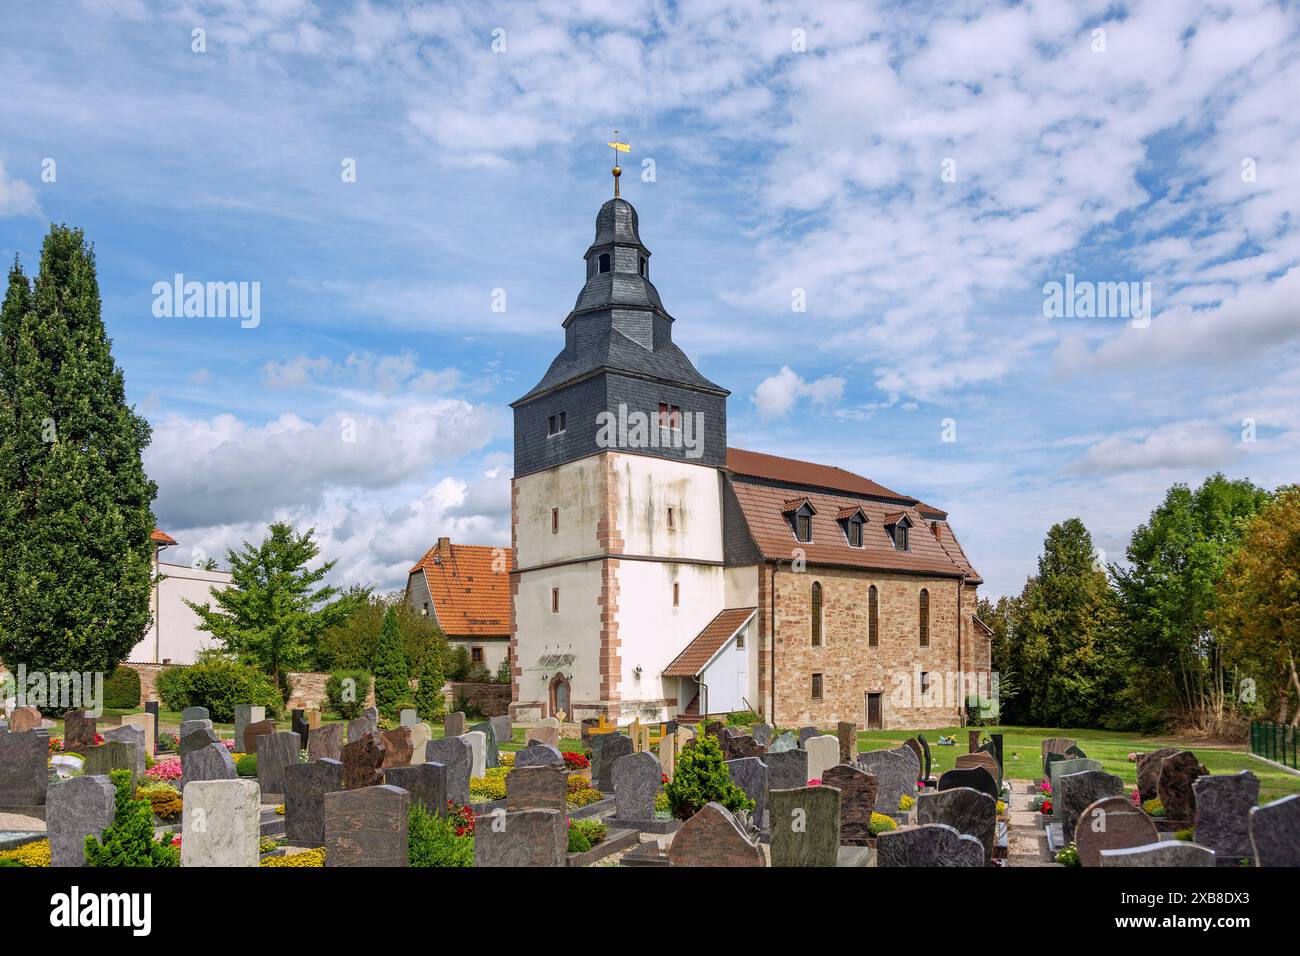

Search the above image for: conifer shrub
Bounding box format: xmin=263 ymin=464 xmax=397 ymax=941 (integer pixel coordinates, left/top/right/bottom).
xmin=103 ymin=666 xmax=142 ymax=709
xmin=664 ymin=733 xmax=754 ymax=820
xmin=84 ymin=770 xmax=179 ymax=867
xmin=325 ymin=670 xmax=372 ymax=720
xmin=372 ymin=607 xmax=409 ymax=719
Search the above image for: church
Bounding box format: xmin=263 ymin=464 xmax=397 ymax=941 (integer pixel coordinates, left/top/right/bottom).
xmin=508 ymin=162 xmax=990 ymax=731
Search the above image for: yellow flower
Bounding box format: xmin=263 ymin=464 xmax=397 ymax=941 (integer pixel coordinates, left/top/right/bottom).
xmin=261 ymin=847 xmax=326 ymax=867
xmin=0 ymin=839 xmax=52 ymax=867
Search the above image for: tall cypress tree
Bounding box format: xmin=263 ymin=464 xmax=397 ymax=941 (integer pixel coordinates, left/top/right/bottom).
xmin=0 ymin=227 xmax=157 ymax=679
xmin=372 ymin=605 xmax=409 ymax=718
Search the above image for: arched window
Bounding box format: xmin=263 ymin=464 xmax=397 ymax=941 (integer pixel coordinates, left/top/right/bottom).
xmin=639 ymin=256 xmax=647 ymax=277
xmin=868 ymin=585 xmax=879 ymax=647
xmin=811 ymin=581 xmax=823 ymax=646
xmin=919 ymin=588 xmax=929 ymax=648
xmin=598 ymin=253 xmax=610 ymax=274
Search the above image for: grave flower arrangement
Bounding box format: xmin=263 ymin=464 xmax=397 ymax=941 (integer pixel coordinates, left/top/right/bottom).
xmin=868 ymin=813 xmax=896 ymax=836
xmin=1142 ymin=798 xmax=1165 ymax=817
xmin=898 ymin=794 xmax=915 ymax=811
xmin=563 ymin=751 xmax=589 ymax=770
xmin=1040 ymin=799 xmax=1052 ymax=815
xmin=138 ymin=783 xmax=183 ymax=822
xmin=0 ymin=839 xmax=51 ymax=867
xmin=144 ymin=756 xmax=182 ymax=783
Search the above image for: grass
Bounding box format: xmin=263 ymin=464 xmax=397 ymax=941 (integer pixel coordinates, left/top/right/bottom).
xmin=851 ymin=724 xmax=1300 ymax=805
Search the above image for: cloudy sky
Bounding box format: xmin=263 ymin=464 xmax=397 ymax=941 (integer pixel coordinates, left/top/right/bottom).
xmin=2 ymin=0 xmax=1297 ymax=598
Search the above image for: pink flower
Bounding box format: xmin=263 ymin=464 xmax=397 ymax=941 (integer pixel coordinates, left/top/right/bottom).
xmin=807 ymin=778 xmax=823 ymax=787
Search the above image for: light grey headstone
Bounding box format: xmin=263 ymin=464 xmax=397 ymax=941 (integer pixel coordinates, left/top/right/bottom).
xmin=768 ymin=731 xmax=799 ymax=753
xmin=47 ymin=774 xmax=116 ymax=866
xmin=751 ymin=724 xmax=772 ymax=747
xmin=856 ymin=748 xmax=917 ymax=813
xmin=179 ymin=718 xmax=213 ymax=741
xmin=470 ymin=721 xmax=500 ymax=769
xmin=1049 ymin=757 xmax=1103 ymax=814
xmin=104 ymin=725 xmax=146 ymax=777
xmin=489 ymin=715 xmax=512 ymax=747
xmin=0 ymin=730 xmax=48 ymax=807
xmin=400 ymin=708 xmax=418 ymax=727
xmin=179 ymin=726 xmax=219 ymax=758
xmin=181 ymin=778 xmax=261 ymax=866
xmin=346 ymin=714 xmax=377 ymax=744
xmin=1100 ymin=840 xmax=1216 ymax=867
xmin=612 ymin=751 xmax=662 ymax=822
xmin=180 ymin=706 xmax=210 ymax=724
xmin=764 ymin=748 xmax=809 ymax=791
xmin=256 ymin=731 xmax=301 ymax=794
xmin=426 ymin=735 xmax=473 ymax=805
xmin=183 ymin=740 xmax=237 ymax=785
xmin=515 ymin=743 xmax=564 ymax=768
xmin=726 ymin=757 xmax=768 ymax=827
xmin=474 ymin=807 xmax=567 ymax=867
xmin=444 ymin=712 xmax=466 ymax=737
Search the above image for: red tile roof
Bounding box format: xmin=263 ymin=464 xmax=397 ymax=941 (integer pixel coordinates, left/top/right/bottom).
xmin=727 ymin=447 xmax=914 ymax=502
xmin=663 ymin=608 xmax=756 ymax=677
xmin=410 ymin=541 xmax=511 ymax=638
xmin=151 ymin=528 xmax=177 ymax=546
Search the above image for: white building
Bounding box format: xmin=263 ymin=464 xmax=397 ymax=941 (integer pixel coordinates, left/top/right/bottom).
xmin=126 ymin=528 xmax=232 ymax=665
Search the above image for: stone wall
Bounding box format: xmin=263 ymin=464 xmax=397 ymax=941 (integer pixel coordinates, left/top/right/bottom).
xmin=446 ymin=681 xmax=512 ymax=717
xmin=122 ymin=662 xmax=375 ymax=712
xmin=770 ymin=568 xmax=984 ymax=730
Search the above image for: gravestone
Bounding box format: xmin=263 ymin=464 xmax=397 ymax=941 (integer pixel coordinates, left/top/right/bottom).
xmin=181 ymin=778 xmax=261 ymax=867
xmin=528 ymin=717 xmax=560 ymax=749
xmin=292 ymin=709 xmax=311 ymax=745
xmin=836 ymin=722 xmax=854 ymax=764
xmin=0 ymin=731 xmax=50 ymax=807
xmin=490 ymin=714 xmax=512 ymax=747
xmin=902 ymin=738 xmax=926 ymax=781
xmin=183 ymin=741 xmax=237 ymax=784
xmin=346 ymin=714 xmax=377 ymax=744
xmin=1249 ymin=794 xmax=1300 ymax=867
xmin=955 ymin=751 xmax=999 ymax=787
xmin=591 ymin=733 xmax=633 ymax=792
xmin=426 ymin=736 xmax=473 ymax=805
xmin=63 ymin=710 xmax=97 ymax=750
xmin=104 ymin=725 xmax=147 ymax=776
xmin=180 ymin=706 xmax=209 ymax=723
xmin=83 ymin=740 xmax=138 ymax=790
xmin=1157 ymin=751 xmax=1208 ymax=823
xmin=474 ymin=807 xmax=567 ymax=867
xmin=1058 ymin=770 xmax=1125 ymax=841
xmin=233 ymin=705 xmax=264 ymax=754
xmin=798 ymin=726 xmax=820 ymax=746
xmin=764 ymin=748 xmax=809 ymax=791
xmin=612 ymin=751 xmax=663 ymax=823
xmin=383 ymin=762 xmax=448 ymax=816
xmin=968 ymin=730 xmax=980 ymax=752
xmin=444 ymin=712 xmax=466 ymax=737
xmin=1074 ymin=796 xmax=1159 ymax=868
xmin=769 ymin=785 xmax=840 ymax=867
xmin=408 ymin=722 xmax=431 ymax=763
xmin=242 ymin=718 xmax=277 ymax=754
xmin=180 ymin=726 xmax=219 ymax=758
xmin=726 ymin=757 xmax=768 ymax=827
xmin=1100 ymin=841 xmax=1216 ymax=867
xmin=10 ymin=706 xmax=42 ymax=733
xmin=1193 ymin=771 xmax=1259 ymax=865
xmin=805 ymin=735 xmax=839 ymax=782
xmin=307 ymin=723 xmax=344 ymax=761
xmin=660 ymin=734 xmax=677 ymax=779
xmin=823 ymin=764 xmax=878 ymax=845
xmin=937 ymin=766 xmax=998 ymax=802
xmin=471 ymin=721 xmax=499 ymax=768
xmin=768 ymin=731 xmax=799 ymax=753
xmin=120 ymin=713 xmax=155 ymax=757
xmin=856 ymin=748 xmax=917 ymax=813
xmin=340 ymin=732 xmax=386 ymax=790
xmin=284 ymin=758 xmax=344 ymax=846
xmin=515 ymin=743 xmax=564 ymax=768
xmin=918 ymin=786 xmax=996 ymax=864
xmin=752 ymin=723 xmax=772 ymax=747
xmin=379 ymin=726 xmax=414 ymax=768
xmin=464 ymin=730 xmax=487 ymax=779
xmin=876 ymin=822 xmax=985 ymax=867
xmin=399 ymin=708 xmax=418 ymax=727
xmin=47 ymin=774 xmax=116 ymax=866
xmin=506 ymin=764 xmax=568 ymax=813
xmin=1048 ymin=757 xmax=1103 ymax=809
xmin=917 ymin=734 xmax=933 ymax=781
xmin=1135 ymin=747 xmax=1178 ymax=802
xmin=668 ymin=802 xmax=765 ymax=867
xmin=144 ymin=701 xmax=160 ymax=744
xmin=987 ymin=733 xmax=1004 ymax=775
xmin=723 ymin=733 xmax=764 ymax=761
xmin=324 ymin=784 xmax=410 ymax=867
xmin=1041 ymin=737 xmax=1076 ymax=779
xmin=256 ymin=731 xmax=301 ymax=794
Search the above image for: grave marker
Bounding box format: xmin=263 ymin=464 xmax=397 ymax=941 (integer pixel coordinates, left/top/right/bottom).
xmin=769 ymin=785 xmax=840 ymax=867
xmin=324 ymin=784 xmax=410 ymax=866
xmin=47 ymin=774 xmax=115 ymax=867
xmin=181 ymin=778 xmax=261 ymax=866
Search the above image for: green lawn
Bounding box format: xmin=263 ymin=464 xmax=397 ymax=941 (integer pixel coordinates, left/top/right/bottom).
xmin=852 ymin=724 xmax=1300 ymax=805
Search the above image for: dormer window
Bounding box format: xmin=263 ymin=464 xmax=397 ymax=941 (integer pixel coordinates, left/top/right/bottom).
xmin=783 ymin=498 xmax=816 ymax=544
xmin=885 ymin=513 xmax=912 ymax=551
xmin=837 ymin=507 xmax=867 ymax=548
xmin=598 ymin=253 xmax=610 ymax=274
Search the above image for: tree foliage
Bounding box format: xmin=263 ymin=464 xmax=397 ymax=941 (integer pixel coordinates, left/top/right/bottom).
xmin=372 ymin=606 xmax=409 ymax=717
xmin=414 ymin=644 xmax=446 ymax=721
xmin=0 ymin=229 xmax=157 ymax=680
xmin=185 ymin=523 xmax=364 ymax=684
xmin=84 ymin=770 xmax=178 ymax=867
xmin=314 ymin=588 xmax=445 ymax=674
xmin=664 ymin=733 xmax=754 ymax=820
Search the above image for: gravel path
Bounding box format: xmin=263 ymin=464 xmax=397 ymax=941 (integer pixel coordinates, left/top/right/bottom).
xmin=1006 ymin=778 xmax=1056 ymax=867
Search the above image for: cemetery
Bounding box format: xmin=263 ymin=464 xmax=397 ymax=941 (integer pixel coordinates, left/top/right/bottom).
xmin=2 ymin=704 xmax=1297 ymax=870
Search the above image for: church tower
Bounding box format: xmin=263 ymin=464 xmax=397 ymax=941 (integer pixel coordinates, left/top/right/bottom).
xmin=509 ymin=161 xmax=729 ymax=723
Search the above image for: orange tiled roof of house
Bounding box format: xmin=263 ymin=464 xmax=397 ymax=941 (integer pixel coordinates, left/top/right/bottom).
xmin=410 ymin=539 xmax=510 ymax=638
xmin=663 ymin=608 xmax=756 ymax=677
xmin=151 ymin=528 xmax=177 ymax=545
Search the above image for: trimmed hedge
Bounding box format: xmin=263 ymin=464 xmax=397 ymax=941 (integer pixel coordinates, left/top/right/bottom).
xmin=325 ymin=671 xmax=372 ymax=720
xmin=103 ymin=666 xmax=142 ymax=709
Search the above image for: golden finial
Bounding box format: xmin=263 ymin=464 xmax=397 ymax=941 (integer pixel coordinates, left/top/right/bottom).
xmin=607 ymin=131 xmax=630 ymax=198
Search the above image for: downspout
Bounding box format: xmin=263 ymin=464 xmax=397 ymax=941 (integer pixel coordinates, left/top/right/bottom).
xmin=770 ymin=561 xmax=778 ymax=724
xmin=956 ymin=574 xmax=964 ymax=727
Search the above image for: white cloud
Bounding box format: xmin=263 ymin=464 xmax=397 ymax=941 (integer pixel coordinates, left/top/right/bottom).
xmin=1067 ymin=421 xmax=1243 ymax=476
xmin=751 ymin=366 xmax=846 ymax=418
xmin=0 ymin=161 xmax=39 ymax=218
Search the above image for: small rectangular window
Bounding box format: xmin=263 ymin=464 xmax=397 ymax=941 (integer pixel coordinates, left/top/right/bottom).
xmin=893 ymin=525 xmax=909 ymax=551
xmin=920 ymin=671 xmax=931 ymax=695
xmin=551 ymin=588 xmax=560 ymax=613
xmin=547 ymin=413 xmax=566 ymax=437
xmin=471 ymin=647 xmax=484 ymax=664
xmin=667 ymin=506 xmax=675 ymax=529
xmin=849 ymin=520 xmax=862 ymax=547
xmin=551 ymin=508 xmax=559 ymax=534
xmin=736 ymin=630 xmax=745 ymax=649
xmin=796 ymin=514 xmax=811 ymax=543
xmin=811 ymin=673 xmax=823 ymax=699
xmin=672 ymin=581 xmax=680 ymax=607
xmin=658 ymin=402 xmax=681 ymax=430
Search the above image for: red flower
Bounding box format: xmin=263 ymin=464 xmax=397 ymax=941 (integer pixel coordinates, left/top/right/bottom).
xmin=1040 ymin=799 xmax=1052 ymax=814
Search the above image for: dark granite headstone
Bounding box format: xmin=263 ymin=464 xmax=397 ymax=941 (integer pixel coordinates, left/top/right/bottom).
xmin=284 ymin=758 xmax=344 ymax=846
xmin=182 ymin=740 xmax=237 ymax=785
xmin=180 ymin=706 xmax=210 ymax=723
xmin=47 ymin=773 xmax=116 ymax=866
xmin=1059 ymin=769 xmax=1125 ymax=838
xmin=383 ymin=762 xmax=448 ymax=816
xmin=1135 ymin=747 xmax=1178 ymax=802
xmin=291 ymin=709 xmax=310 ymax=747
xmin=63 ymin=711 xmax=98 ymax=750
xmin=917 ymin=734 xmax=933 ymax=780
xmin=444 ymin=712 xmax=466 ymax=737
xmin=1193 ymin=771 xmax=1259 ymax=865
xmin=1074 ymin=796 xmax=1159 ymax=868
xmin=918 ymin=785 xmax=996 ymax=863
xmin=769 ymin=785 xmax=840 ymax=867
xmin=145 ymin=701 xmax=160 ymax=745
xmin=324 ymin=784 xmax=409 ymax=866
xmin=506 ymin=764 xmax=568 ymax=813
xmin=83 ymin=740 xmax=138 ymax=791
xmin=798 ymin=726 xmax=820 ymax=747
xmin=515 ymin=743 xmax=564 ymax=768
xmin=591 ymin=733 xmax=633 ymax=792
xmin=0 ymin=731 xmax=50 ymax=807
xmin=823 ymin=764 xmax=877 ymax=846
xmin=752 ymin=723 xmax=772 ymax=747
xmin=470 ymin=721 xmax=500 ymax=769
xmin=242 ymin=718 xmax=277 ymax=755
xmin=937 ymin=766 xmax=998 ymax=802
xmin=877 ymin=822 xmax=984 ymax=866
xmin=379 ymin=726 xmax=414 ymax=768
xmin=340 ymin=732 xmax=386 ymax=790
xmin=764 ymin=748 xmax=809 ymax=791
xmin=1248 ymin=793 xmax=1300 ymax=867
xmin=726 ymin=757 xmax=768 ymax=827
xmin=612 ymin=751 xmax=662 ymax=822
xmin=180 ymin=726 xmax=219 ymax=758
xmin=346 ymin=714 xmax=377 ymax=744
xmin=474 ymin=807 xmax=567 ymax=867
xmin=1157 ymin=751 xmax=1208 ymax=822
xmin=256 ymin=731 xmax=301 ymax=794
xmin=836 ymin=722 xmax=855 ymax=765
xmin=104 ymin=725 xmax=147 ymax=776
xmin=307 ymin=723 xmax=344 ymax=761
xmin=857 ymin=748 xmax=918 ymax=812
xmin=425 ymin=735 xmax=473 ymax=805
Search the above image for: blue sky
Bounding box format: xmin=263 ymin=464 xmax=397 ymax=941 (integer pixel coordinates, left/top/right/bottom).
xmin=2 ymin=0 xmax=1298 ymax=598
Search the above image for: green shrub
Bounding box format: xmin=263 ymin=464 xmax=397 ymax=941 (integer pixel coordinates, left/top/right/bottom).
xmin=154 ymin=658 xmax=281 ymax=722
xmin=725 ymin=710 xmax=760 ymax=727
xmin=665 ymin=734 xmax=754 ymax=820
xmin=103 ymin=666 xmax=142 ymax=709
xmin=372 ymin=607 xmax=409 ymax=719
xmin=84 ymin=770 xmax=179 ymax=867
xmin=571 ymin=818 xmax=607 ymax=845
xmin=408 ymin=802 xmax=473 ymax=867
xmin=445 ymin=644 xmax=472 ymax=682
xmin=414 ymin=645 xmax=446 ymax=721
xmin=235 ymin=754 xmax=258 ymax=777
xmin=567 ymin=826 xmax=591 ymax=853
xmin=326 ymin=671 xmax=372 ymax=721
xmin=1055 ymin=842 xmax=1081 ymax=867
